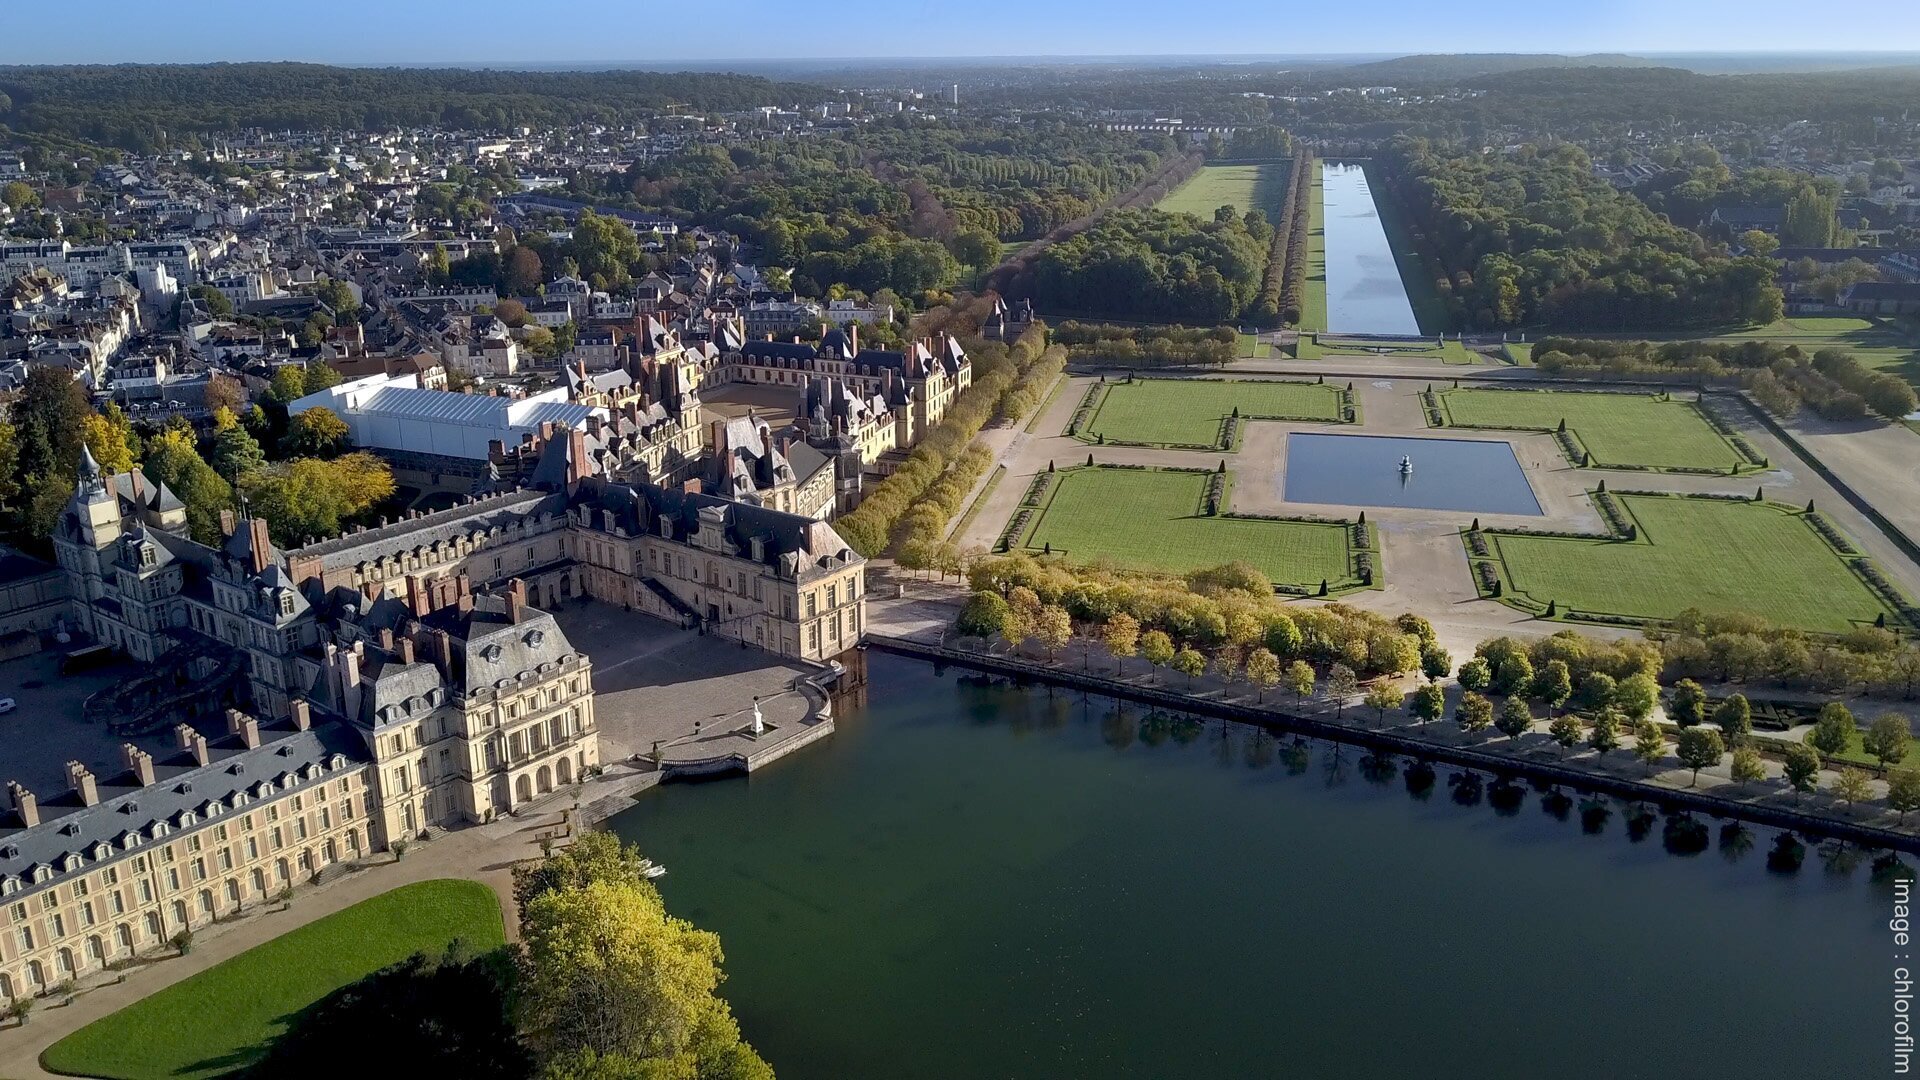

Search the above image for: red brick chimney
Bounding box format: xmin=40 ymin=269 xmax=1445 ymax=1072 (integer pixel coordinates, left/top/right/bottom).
xmin=398 ymin=635 xmax=415 ymax=665
xmin=248 ymin=517 xmax=272 ymax=575
xmin=505 ymin=578 xmax=528 ymax=624
xmin=219 ymin=509 xmax=236 ymax=537
xmin=567 ymin=428 xmax=590 ymax=486
xmin=456 ymin=572 xmax=473 ymax=615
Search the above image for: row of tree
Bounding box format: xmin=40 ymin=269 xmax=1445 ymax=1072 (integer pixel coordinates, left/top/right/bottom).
xmin=1030 ymin=207 xmax=1273 ymax=324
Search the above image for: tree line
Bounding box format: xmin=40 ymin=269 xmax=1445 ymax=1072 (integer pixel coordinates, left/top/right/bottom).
xmin=1029 ymin=207 xmax=1272 ymax=324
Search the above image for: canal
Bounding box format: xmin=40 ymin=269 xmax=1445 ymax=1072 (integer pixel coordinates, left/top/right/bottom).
xmin=610 ymin=653 xmax=1891 ymax=1080
xmin=1321 ymin=161 xmax=1423 ymax=338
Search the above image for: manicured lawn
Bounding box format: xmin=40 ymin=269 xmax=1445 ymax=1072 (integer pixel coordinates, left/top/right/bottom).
xmin=1083 ymin=378 xmax=1345 ymax=448
xmin=1484 ymin=494 xmax=1896 ymax=633
xmin=43 ymin=879 xmax=505 ymax=1080
xmin=1156 ymin=163 xmax=1291 ymax=218
xmin=1438 ymin=388 xmax=1747 ymax=471
xmin=1017 ymin=467 xmax=1357 ymax=588
xmin=1302 ymin=164 xmax=1328 ymax=332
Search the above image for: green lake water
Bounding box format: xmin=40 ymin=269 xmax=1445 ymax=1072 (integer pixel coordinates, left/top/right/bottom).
xmin=609 ymin=654 xmax=1892 ymax=1079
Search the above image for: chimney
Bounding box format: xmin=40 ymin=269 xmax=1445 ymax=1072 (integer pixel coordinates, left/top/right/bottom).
xmin=848 ymin=323 xmax=859 ymax=355
xmin=567 ymin=428 xmax=590 ymax=486
xmin=130 ymin=470 xmax=144 ymax=505
xmin=339 ymin=645 xmax=363 ymax=719
xmin=6 ymin=782 xmax=38 ymax=828
xmin=682 ymin=477 xmax=702 ymax=495
xmin=377 ymin=627 xmax=394 ymax=650
xmin=406 ymin=575 xmax=431 ymax=617
xmin=174 ymin=722 xmax=209 ymax=766
xmin=226 ymin=709 xmax=261 ymax=749
xmin=398 ymin=635 xmax=416 ymax=665
xmin=506 ymin=578 xmax=527 ymax=625
xmin=121 ymin=743 xmax=156 ymax=786
xmin=456 ymin=573 xmax=473 ymax=615
xmin=219 ymin=509 xmax=236 ymax=537
xmin=249 ymin=517 xmax=271 ymax=575
xmin=65 ymin=762 xmax=99 ymax=807
xmin=289 ymin=699 xmax=312 ymax=731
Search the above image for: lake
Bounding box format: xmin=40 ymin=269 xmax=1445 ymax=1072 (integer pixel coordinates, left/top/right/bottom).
xmin=1284 ymin=431 xmax=1544 ymax=515
xmin=609 ymin=654 xmax=1892 ymax=1080
xmin=1322 ymin=162 xmax=1423 ymax=337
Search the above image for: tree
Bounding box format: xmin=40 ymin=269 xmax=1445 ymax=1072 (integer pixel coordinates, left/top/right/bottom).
xmin=190 ymin=283 xmax=234 ymax=316
xmin=1172 ymin=647 xmax=1206 ymax=686
xmin=1456 ymin=692 xmax=1494 ymax=732
xmin=956 ymin=592 xmax=1010 ymax=639
xmin=282 ymin=407 xmax=351 ymax=457
xmin=1490 ymin=652 xmax=1533 ymax=697
xmin=1410 ymin=682 xmax=1445 ymax=723
xmin=242 ymin=453 xmax=394 ymax=544
xmin=1034 ymin=605 xmax=1073 ymax=661
xmin=302 ymin=362 xmax=342 ymax=395
xmin=1730 ymin=745 xmax=1768 ymax=787
xmin=492 ymin=298 xmax=530 ymax=327
xmin=1141 ymin=630 xmax=1175 ymax=684
xmin=1285 ymin=659 xmax=1316 ymax=703
xmin=81 ymin=406 xmax=137 ymax=476
xmin=142 ymin=428 xmax=232 ymax=544
xmin=1713 ymin=694 xmax=1753 ymax=745
xmin=1808 ymin=702 xmax=1856 ymax=756
xmin=313 ymin=278 xmax=359 ymax=321
xmin=1587 ymin=708 xmax=1620 ymax=754
xmin=1420 ymin=643 xmax=1451 ymax=684
xmin=1245 ymin=646 xmax=1280 ymax=701
xmin=1365 ymin=681 xmax=1404 ymax=724
xmin=1668 ymin=679 xmax=1708 ymax=727
xmin=1887 ymin=767 xmax=1920 ymax=822
xmin=504 ymin=245 xmax=545 ymax=295
xmin=1864 ymin=713 xmax=1911 ymax=768
xmin=204 ymin=372 xmax=247 ymax=416
xmin=1675 ymin=727 xmax=1726 ymax=786
xmin=1496 ymin=695 xmax=1534 ymax=739
xmin=1614 ymin=672 xmax=1659 ymax=721
xmin=15 ymin=365 xmax=90 ymax=481
xmin=1783 ymin=743 xmax=1822 ymax=800
xmin=1548 ymin=714 xmax=1583 ymax=754
xmin=1456 ymin=657 xmax=1491 ymax=692
xmin=1533 ymin=659 xmax=1572 ymax=712
xmin=0 ymin=180 xmax=37 ymax=212
xmin=518 ymin=870 xmax=771 ymax=1075
xmin=1102 ymin=612 xmax=1140 ymax=674
xmin=267 ymin=364 xmax=310 ymax=405
xmin=209 ymin=423 xmax=266 ymax=481
xmin=1632 ymin=720 xmax=1666 ymax=773
xmin=1327 ymin=663 xmax=1359 ymax=716
xmin=1830 ymin=767 xmax=1873 ymax=814
xmin=1577 ymin=672 xmax=1616 ymax=712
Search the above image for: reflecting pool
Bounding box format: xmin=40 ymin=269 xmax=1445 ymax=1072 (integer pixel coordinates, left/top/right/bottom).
xmin=1284 ymin=431 xmax=1543 ymax=515
xmin=609 ymin=654 xmax=1889 ymax=1080
xmin=1322 ymin=161 xmax=1423 ymax=337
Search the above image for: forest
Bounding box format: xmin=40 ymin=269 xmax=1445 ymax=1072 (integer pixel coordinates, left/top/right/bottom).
xmin=0 ymin=64 xmax=819 ymax=153
xmin=1030 ymin=208 xmax=1272 ymax=324
xmin=1378 ymin=137 xmax=1784 ymax=331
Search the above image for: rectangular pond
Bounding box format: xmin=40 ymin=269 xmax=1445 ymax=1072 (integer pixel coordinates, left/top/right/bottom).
xmin=1321 ymin=162 xmax=1423 ymax=337
xmin=1284 ymin=432 xmax=1542 ymax=515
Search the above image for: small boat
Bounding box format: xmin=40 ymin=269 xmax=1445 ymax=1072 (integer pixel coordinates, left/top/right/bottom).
xmin=1398 ymin=455 xmax=1414 ymax=474
xmin=643 ymin=864 xmax=668 ymax=880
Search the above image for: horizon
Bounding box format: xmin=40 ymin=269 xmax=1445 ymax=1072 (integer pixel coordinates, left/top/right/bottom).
xmin=5 ymin=1 xmax=1920 ymax=66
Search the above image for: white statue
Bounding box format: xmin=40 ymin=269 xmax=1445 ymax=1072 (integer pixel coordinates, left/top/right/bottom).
xmin=751 ymin=696 xmax=764 ymax=736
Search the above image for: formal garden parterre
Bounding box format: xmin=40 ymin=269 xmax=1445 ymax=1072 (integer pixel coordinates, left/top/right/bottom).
xmin=1003 ymin=464 xmax=1373 ymax=594
xmin=1069 ymin=376 xmax=1351 ymax=450
xmin=1431 ymin=386 xmax=1766 ymax=473
xmin=1465 ymin=489 xmax=1911 ymax=635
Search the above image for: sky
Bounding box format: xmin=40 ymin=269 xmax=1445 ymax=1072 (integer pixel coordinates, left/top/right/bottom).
xmin=3 ymin=0 xmax=1920 ymax=66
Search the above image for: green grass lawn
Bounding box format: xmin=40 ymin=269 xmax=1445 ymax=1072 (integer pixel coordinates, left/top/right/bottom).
xmin=1083 ymin=378 xmax=1345 ymax=447
xmin=1302 ymin=164 xmax=1328 ymax=333
xmin=1484 ymin=494 xmax=1896 ymax=633
xmin=44 ymin=879 xmax=505 ymax=1080
xmin=1156 ymin=163 xmax=1292 ymax=218
xmin=1438 ymin=388 xmax=1747 ymax=471
xmin=1017 ymin=467 xmax=1357 ymax=588
xmin=1590 ymin=314 xmax=1920 ymax=390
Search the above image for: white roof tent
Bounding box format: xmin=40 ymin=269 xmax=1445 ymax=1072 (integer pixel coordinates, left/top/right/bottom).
xmin=290 ymin=373 xmax=607 ymax=462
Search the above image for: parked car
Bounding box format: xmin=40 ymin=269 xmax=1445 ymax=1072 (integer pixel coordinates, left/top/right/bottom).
xmin=0 ymin=698 xmax=15 ymax=714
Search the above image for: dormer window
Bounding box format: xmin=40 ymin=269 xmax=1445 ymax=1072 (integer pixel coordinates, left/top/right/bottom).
xmin=0 ymin=845 xmax=18 ymax=860
xmin=278 ymin=591 xmax=295 ymax=616
xmin=138 ymin=544 xmax=155 ymax=568
xmin=481 ymin=643 xmax=504 ymax=663
xmin=524 ymin=629 xmax=544 ymax=649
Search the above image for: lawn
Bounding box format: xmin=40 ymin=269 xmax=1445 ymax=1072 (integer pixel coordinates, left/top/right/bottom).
xmin=1593 ymin=314 xmax=1920 ymax=390
xmin=1081 ymin=378 xmax=1346 ymax=448
xmin=1437 ymin=388 xmax=1750 ymax=471
xmin=43 ymin=879 xmax=506 ymax=1080
xmin=1302 ymin=163 xmax=1328 ymax=332
xmin=1156 ymin=163 xmax=1292 ymax=218
xmin=1481 ymin=494 xmax=1898 ymax=633
xmin=1015 ymin=466 xmax=1359 ymax=588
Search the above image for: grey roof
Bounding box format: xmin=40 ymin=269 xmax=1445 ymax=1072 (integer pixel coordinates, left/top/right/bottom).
xmin=292 ymin=489 xmax=559 ymax=570
xmin=0 ymin=722 xmax=367 ymax=895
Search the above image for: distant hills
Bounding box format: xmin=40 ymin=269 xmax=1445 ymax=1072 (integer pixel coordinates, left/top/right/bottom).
xmin=1337 ymin=53 xmax=1661 ymax=80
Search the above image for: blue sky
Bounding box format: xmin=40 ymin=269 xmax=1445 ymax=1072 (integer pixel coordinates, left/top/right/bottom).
xmin=3 ymin=1 xmax=1919 ymax=65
